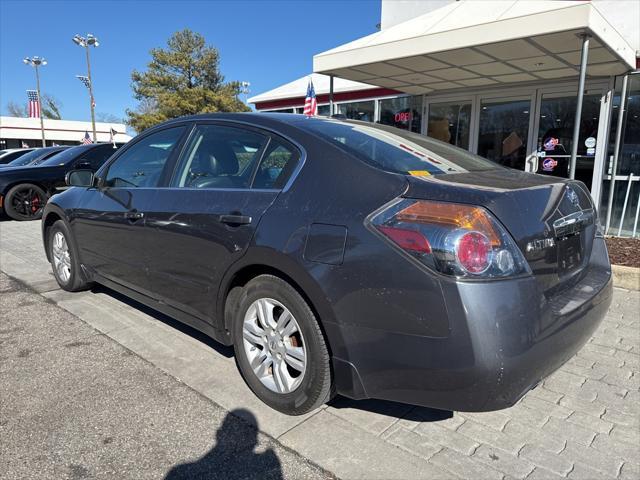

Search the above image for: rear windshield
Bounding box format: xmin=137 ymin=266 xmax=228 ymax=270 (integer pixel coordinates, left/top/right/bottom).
xmin=38 ymin=145 xmax=90 ymax=166
xmin=8 ymin=148 xmax=56 ymax=166
xmin=296 ymin=118 xmax=500 ymax=175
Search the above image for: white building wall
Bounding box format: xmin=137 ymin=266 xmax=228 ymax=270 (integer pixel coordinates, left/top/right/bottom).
xmin=0 ymin=116 xmax=132 ymax=145
xmin=381 ymin=0 xmax=639 ymax=53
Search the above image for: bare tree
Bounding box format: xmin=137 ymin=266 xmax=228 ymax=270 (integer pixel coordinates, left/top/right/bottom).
xmin=6 ymin=101 xmax=27 ymax=117
xmin=96 ymin=112 xmax=123 ymax=123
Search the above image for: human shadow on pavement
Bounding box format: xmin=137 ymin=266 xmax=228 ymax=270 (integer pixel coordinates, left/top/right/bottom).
xmin=165 ymin=409 xmax=283 ymax=480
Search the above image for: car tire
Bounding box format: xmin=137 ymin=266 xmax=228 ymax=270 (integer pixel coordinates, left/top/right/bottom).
xmin=47 ymin=220 xmax=92 ymax=292
xmin=232 ymin=274 xmax=333 ymax=415
xmin=4 ymin=183 xmax=47 ymax=221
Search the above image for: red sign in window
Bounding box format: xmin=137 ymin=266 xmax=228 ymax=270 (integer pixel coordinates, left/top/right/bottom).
xmin=395 ymin=112 xmax=412 ymax=123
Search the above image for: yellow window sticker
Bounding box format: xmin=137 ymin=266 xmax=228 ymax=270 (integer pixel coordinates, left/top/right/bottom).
xmin=408 ymin=170 xmax=431 ymax=177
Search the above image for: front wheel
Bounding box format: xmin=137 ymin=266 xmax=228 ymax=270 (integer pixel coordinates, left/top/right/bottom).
xmin=4 ymin=183 xmax=47 ymax=221
xmin=47 ymin=220 xmax=92 ymax=292
xmin=233 ymin=275 xmax=333 ymax=415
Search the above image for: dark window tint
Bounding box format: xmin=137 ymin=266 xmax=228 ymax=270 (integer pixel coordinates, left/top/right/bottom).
xmin=298 ymin=119 xmax=499 ymax=175
xmin=79 ymin=144 xmax=119 ymax=169
xmin=253 ymin=139 xmax=299 ymax=189
xmin=171 ymin=125 xmax=267 ymax=189
xmin=105 ymin=127 xmax=185 ymax=188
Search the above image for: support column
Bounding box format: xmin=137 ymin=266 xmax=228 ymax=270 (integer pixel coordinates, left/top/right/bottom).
xmin=605 ymin=74 xmax=629 ymax=234
xmin=569 ymin=33 xmax=590 ymax=179
xmin=329 ymin=75 xmax=334 ymax=117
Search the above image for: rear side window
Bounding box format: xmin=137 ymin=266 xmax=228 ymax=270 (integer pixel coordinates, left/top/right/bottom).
xmin=252 ymin=139 xmax=299 ymax=189
xmin=105 ymin=126 xmax=185 ymax=188
xmin=171 ymin=124 xmax=267 ymax=189
xmin=298 ymin=119 xmax=499 ymax=175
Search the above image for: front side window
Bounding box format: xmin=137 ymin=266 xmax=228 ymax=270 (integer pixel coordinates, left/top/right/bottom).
xmin=80 ymin=144 xmax=120 ymax=169
xmin=171 ymin=124 xmax=267 ymax=189
xmin=104 ymin=126 xmax=185 ymax=188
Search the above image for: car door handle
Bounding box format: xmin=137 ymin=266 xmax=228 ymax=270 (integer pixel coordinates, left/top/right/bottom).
xmin=124 ymin=211 xmax=144 ymax=220
xmin=219 ymin=214 xmax=252 ymax=225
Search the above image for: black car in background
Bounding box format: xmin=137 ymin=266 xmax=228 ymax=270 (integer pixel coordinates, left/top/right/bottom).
xmin=42 ymin=114 xmax=611 ymax=415
xmin=0 ymin=148 xmax=35 ymax=165
xmin=0 ymin=143 xmax=120 ymax=220
xmin=0 ymin=146 xmax=69 ymax=170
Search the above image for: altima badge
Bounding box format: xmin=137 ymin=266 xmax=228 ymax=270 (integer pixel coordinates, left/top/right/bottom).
xmin=526 ymin=237 xmax=556 ymax=253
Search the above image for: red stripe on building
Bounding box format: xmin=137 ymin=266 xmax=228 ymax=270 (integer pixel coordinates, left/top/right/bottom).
xmin=254 ymin=87 xmax=402 ymax=111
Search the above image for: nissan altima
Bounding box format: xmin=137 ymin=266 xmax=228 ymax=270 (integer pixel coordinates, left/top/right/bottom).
xmin=41 ymin=113 xmax=612 ymax=415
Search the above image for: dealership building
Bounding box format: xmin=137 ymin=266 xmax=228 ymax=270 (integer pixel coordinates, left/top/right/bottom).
xmin=0 ymin=116 xmax=132 ymax=148
xmin=249 ymin=0 xmax=640 ymax=237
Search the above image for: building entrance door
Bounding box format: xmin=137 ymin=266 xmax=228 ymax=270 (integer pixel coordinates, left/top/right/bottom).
xmin=530 ymin=91 xmax=604 ymax=190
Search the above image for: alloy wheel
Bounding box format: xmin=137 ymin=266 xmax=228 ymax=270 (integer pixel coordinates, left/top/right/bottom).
xmin=11 ymin=187 xmax=44 ymax=218
xmin=52 ymin=231 xmax=72 ymax=284
xmin=242 ymin=297 xmax=307 ymax=393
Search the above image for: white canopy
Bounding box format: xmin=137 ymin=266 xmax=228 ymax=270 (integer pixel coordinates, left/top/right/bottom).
xmin=313 ymin=0 xmax=636 ymax=95
xmin=248 ymin=73 xmax=379 ymax=105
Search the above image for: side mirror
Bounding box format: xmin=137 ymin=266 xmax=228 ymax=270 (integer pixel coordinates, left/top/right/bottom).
xmin=66 ymin=169 xmax=95 ymax=187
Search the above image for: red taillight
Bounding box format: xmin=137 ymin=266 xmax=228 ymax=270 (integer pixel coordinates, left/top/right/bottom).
xmin=370 ymin=199 xmax=529 ymax=278
xmin=376 ymin=225 xmax=431 ymax=254
xmin=455 ymin=231 xmax=490 ymax=274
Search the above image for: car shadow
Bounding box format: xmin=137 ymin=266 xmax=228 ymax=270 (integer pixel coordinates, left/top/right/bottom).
xmin=328 ymin=395 xmax=454 ymax=423
xmin=165 ymin=408 xmax=283 ymax=480
xmin=90 ymin=283 xmax=234 ymax=358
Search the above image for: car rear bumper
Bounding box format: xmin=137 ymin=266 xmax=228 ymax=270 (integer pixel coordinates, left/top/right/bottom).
xmin=328 ymin=238 xmax=613 ymax=411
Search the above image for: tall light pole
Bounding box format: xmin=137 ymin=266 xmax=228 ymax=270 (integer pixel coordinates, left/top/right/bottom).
xmin=73 ymin=33 xmax=99 ymax=142
xmin=23 ymin=56 xmax=47 ymax=147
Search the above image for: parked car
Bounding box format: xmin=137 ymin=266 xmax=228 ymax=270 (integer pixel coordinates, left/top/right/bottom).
xmin=0 ymin=148 xmax=35 ymax=165
xmin=0 ymin=146 xmax=69 ymax=170
xmin=42 ymin=113 xmax=612 ymax=415
xmin=1 ymin=143 xmax=120 ymax=221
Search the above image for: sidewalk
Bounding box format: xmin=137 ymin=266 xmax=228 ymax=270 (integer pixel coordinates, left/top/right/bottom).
xmin=1 ymin=219 xmax=638 ymax=479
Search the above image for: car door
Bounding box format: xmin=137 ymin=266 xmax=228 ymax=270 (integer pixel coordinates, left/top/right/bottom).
xmin=143 ymin=122 xmax=301 ymax=321
xmin=72 ymin=125 xmax=188 ymax=295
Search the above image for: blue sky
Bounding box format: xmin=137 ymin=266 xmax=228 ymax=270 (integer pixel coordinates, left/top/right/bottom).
xmin=0 ymin=0 xmax=380 ymax=123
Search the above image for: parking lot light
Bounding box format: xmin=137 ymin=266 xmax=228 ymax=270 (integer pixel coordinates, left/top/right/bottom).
xmin=23 ymin=56 xmax=47 ymax=147
xmin=72 ymin=34 xmax=99 ymax=142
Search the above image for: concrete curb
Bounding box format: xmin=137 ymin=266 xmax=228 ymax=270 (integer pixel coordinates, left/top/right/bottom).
xmin=611 ymin=264 xmax=640 ymax=291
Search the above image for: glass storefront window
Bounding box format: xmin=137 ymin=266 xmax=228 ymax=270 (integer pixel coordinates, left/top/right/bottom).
xmin=477 ymin=99 xmax=530 ymax=170
xmin=379 ymin=96 xmax=423 ymax=133
xmin=317 ymin=104 xmax=331 ymax=116
xmin=600 ymin=73 xmax=640 ymax=236
xmin=337 ymin=101 xmax=375 ymax=122
xmin=427 ymin=102 xmax=472 ymax=150
xmin=536 ymin=93 xmax=601 ymax=188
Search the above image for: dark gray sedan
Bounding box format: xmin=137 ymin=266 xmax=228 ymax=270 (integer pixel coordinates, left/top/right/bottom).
xmin=42 ymin=113 xmax=612 ymax=415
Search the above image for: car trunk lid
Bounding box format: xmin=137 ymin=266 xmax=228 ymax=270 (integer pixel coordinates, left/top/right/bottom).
xmin=403 ymin=169 xmax=597 ymax=293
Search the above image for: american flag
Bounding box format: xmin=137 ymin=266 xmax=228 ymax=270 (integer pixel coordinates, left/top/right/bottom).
xmin=76 ymin=75 xmax=96 ymax=107
xmin=80 ymin=131 xmax=93 ymax=145
xmin=303 ymin=79 xmax=317 ymax=117
xmin=27 ymin=90 xmax=40 ymax=118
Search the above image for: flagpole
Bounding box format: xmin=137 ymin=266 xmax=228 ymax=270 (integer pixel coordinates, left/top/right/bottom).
xmin=24 ymin=57 xmax=47 ymax=147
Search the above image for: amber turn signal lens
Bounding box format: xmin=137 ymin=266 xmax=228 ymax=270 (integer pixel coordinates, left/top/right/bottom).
xmin=395 ymin=201 xmax=501 ymax=247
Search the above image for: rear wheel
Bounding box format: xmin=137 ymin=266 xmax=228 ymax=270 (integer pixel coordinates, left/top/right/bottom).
xmin=4 ymin=183 xmax=47 ymax=221
xmin=47 ymin=220 xmax=92 ymax=292
xmin=232 ymin=274 xmax=333 ymax=415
